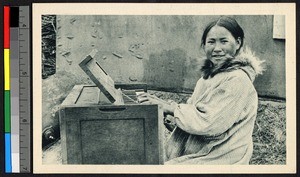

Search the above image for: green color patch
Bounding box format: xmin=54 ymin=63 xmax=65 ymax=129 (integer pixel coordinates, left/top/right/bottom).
xmin=4 ymin=91 xmax=11 ymax=133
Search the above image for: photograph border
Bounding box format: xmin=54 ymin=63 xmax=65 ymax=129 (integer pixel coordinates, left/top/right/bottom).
xmin=32 ymin=3 xmax=296 ymax=174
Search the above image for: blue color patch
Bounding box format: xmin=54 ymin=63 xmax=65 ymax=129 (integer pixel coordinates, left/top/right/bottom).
xmin=5 ymin=133 xmax=12 ymax=173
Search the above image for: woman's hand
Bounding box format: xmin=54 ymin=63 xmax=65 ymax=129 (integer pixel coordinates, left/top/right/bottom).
xmin=137 ymin=93 xmax=177 ymax=115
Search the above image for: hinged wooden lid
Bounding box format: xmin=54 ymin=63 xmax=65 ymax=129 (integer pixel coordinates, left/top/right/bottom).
xmin=79 ymin=49 xmax=123 ymax=104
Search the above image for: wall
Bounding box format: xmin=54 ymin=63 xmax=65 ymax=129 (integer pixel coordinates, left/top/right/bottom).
xmin=54 ymin=15 xmax=285 ymax=98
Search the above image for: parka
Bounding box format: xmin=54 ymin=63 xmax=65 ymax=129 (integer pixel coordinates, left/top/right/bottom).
xmin=165 ymin=47 xmax=265 ymax=164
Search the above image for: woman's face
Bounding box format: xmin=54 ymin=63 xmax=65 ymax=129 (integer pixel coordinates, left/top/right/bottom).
xmin=204 ymin=25 xmax=241 ymax=65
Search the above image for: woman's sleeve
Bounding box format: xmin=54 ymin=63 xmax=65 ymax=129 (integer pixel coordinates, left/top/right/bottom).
xmin=174 ymin=74 xmax=253 ymax=136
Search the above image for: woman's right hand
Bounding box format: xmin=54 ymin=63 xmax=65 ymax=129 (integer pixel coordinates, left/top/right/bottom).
xmin=137 ymin=93 xmax=177 ymax=116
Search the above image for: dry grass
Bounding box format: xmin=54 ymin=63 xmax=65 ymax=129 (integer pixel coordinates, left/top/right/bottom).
xmin=251 ymin=100 xmax=286 ymax=164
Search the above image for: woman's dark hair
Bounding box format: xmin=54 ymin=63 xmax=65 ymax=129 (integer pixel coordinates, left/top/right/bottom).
xmin=201 ymin=16 xmax=245 ymax=54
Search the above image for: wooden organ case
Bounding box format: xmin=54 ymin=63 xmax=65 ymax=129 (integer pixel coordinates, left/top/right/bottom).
xmin=59 ymin=50 xmax=164 ymax=164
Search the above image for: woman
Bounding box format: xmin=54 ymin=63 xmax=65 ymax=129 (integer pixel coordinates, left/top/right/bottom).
xmin=138 ymin=16 xmax=264 ymax=164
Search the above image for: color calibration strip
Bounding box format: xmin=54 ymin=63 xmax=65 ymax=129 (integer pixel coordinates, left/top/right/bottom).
xmin=10 ymin=6 xmax=20 ymax=173
xmin=4 ymin=6 xmax=31 ymax=173
xmin=4 ymin=6 xmax=12 ymax=173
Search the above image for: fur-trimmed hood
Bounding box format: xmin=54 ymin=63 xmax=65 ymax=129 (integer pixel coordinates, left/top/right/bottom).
xmin=201 ymin=47 xmax=265 ymax=82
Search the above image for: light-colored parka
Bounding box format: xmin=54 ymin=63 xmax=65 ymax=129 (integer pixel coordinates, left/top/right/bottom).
xmin=165 ymin=47 xmax=265 ymax=164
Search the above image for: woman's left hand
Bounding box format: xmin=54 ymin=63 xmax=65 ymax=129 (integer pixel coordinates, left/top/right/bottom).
xmin=137 ymin=93 xmax=177 ymax=115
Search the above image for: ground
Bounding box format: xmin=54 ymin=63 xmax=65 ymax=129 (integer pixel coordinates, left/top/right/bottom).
xmin=42 ymin=90 xmax=286 ymax=165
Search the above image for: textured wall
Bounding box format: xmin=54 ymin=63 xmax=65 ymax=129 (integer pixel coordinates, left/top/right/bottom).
xmin=55 ymin=15 xmax=285 ymax=98
xmin=236 ymin=16 xmax=285 ymax=98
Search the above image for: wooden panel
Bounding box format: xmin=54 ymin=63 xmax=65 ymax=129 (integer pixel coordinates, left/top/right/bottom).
xmin=81 ymin=119 xmax=145 ymax=164
xmin=115 ymin=82 xmax=147 ymax=92
xmin=79 ymin=49 xmax=123 ymax=104
xmin=60 ymin=84 xmax=164 ymax=164
xmin=59 ymin=107 xmax=67 ymax=164
xmin=61 ymin=104 xmax=164 ymax=164
xmin=65 ymin=118 xmax=82 ymax=163
xmin=76 ymin=86 xmax=100 ymax=105
xmin=60 ymin=85 xmax=143 ymax=106
xmin=60 ymin=85 xmax=85 ymax=107
xmin=60 ymin=107 xmax=83 ymax=164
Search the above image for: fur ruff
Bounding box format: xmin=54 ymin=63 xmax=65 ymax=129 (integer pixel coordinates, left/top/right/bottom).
xmin=201 ymin=47 xmax=265 ymax=80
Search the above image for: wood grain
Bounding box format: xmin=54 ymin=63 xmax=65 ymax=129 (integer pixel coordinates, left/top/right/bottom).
xmin=59 ymin=85 xmax=164 ymax=164
xmin=79 ymin=50 xmax=124 ymax=104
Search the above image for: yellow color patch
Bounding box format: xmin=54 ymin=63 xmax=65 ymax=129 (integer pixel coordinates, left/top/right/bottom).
xmin=4 ymin=49 xmax=10 ymax=90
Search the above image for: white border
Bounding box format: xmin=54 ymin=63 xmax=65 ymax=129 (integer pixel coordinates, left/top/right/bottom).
xmin=33 ymin=3 xmax=296 ymax=174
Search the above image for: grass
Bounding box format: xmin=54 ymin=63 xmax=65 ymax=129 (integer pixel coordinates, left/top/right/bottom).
xmin=251 ymin=100 xmax=286 ymax=164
